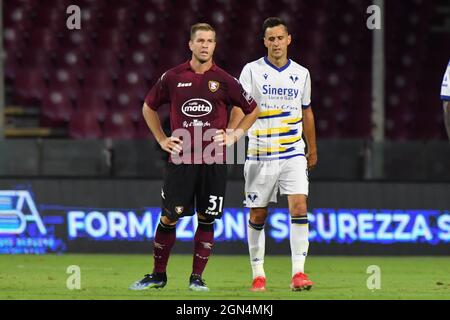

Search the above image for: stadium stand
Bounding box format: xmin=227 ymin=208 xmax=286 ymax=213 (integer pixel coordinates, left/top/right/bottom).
xmin=2 ymin=0 xmax=448 ymax=140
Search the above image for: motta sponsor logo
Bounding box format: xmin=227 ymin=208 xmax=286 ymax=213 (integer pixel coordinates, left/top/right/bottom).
xmin=181 ymin=99 xmax=213 ymax=118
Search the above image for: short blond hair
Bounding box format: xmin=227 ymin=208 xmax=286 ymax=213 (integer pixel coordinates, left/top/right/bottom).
xmin=190 ymin=23 xmax=216 ymax=41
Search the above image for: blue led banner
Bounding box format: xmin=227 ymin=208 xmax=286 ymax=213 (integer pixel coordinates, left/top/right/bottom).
xmin=0 ymin=190 xmax=449 ymax=254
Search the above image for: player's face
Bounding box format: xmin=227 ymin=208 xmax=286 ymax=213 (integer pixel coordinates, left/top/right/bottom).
xmin=264 ymin=25 xmax=291 ymax=60
xmin=189 ymin=30 xmax=216 ymax=63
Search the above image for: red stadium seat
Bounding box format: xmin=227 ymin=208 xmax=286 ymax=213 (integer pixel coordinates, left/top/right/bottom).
xmin=37 ymin=0 xmax=72 ymax=9
xmin=4 ymin=6 xmax=31 ymax=32
xmin=117 ymin=69 xmax=149 ymax=95
xmin=278 ymin=0 xmax=305 ymax=14
xmin=74 ymin=0 xmax=103 ymax=10
xmin=19 ymin=49 xmax=53 ymax=69
xmin=49 ymin=68 xmax=79 ymax=86
xmin=100 ymin=6 xmax=132 ymax=31
xmin=13 ymin=68 xmax=47 ymax=105
xmin=165 ymin=12 xmax=201 ymax=40
xmin=136 ymin=115 xmax=154 ymax=140
xmin=201 ymin=6 xmax=232 ymax=34
xmin=110 ymin=90 xmax=143 ymax=122
xmin=237 ymin=0 xmax=273 ymax=15
xmin=94 ymin=30 xmax=128 ymax=55
xmin=154 ymin=49 xmax=190 ymax=78
xmin=33 ymin=6 xmax=66 ymax=30
xmin=86 ymin=50 xmax=121 ymax=76
xmin=4 ymin=50 xmax=20 ymax=81
xmin=316 ymin=116 xmax=339 ymax=139
xmin=48 ymin=68 xmax=81 ymax=98
xmin=53 ymin=48 xmax=87 ymax=69
xmin=69 ymin=110 xmax=103 ymax=139
xmin=41 ymin=89 xmax=74 ymax=125
xmin=73 ymin=5 xmax=101 ymax=32
xmin=75 ymin=90 xmax=108 ymax=121
xmin=27 ymin=28 xmax=59 ymax=52
xmin=81 ymin=69 xmax=115 ymax=100
xmin=128 ymin=29 xmax=161 ymax=53
xmin=60 ymin=29 xmax=94 ymax=52
xmin=123 ymin=48 xmax=157 ymax=70
xmin=134 ymin=6 xmax=166 ymax=30
xmin=137 ymin=0 xmax=173 ymax=14
xmin=48 ymin=83 xmax=79 ymax=103
xmin=4 ymin=28 xmax=24 ymax=53
xmin=103 ymin=111 xmax=137 ymax=139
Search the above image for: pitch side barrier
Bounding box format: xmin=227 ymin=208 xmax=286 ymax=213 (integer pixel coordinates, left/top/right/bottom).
xmin=0 ymin=179 xmax=448 ymax=255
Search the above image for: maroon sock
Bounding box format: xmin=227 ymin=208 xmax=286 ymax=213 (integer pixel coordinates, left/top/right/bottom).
xmin=153 ymin=220 xmax=176 ymax=273
xmin=192 ymin=219 xmax=215 ymax=276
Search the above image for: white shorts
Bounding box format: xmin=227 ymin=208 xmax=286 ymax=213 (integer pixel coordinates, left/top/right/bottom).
xmin=244 ymin=155 xmax=309 ymax=208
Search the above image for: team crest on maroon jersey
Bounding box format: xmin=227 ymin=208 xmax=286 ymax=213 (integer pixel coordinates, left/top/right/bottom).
xmin=208 ymin=80 xmax=220 ymax=92
xmin=175 ymin=206 xmax=184 ymax=215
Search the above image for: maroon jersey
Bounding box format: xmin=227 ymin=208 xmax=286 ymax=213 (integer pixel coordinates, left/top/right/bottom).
xmin=145 ymin=61 xmax=256 ymax=164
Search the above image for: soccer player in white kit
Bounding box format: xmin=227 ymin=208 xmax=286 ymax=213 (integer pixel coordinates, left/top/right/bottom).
xmin=229 ymin=17 xmax=318 ymax=291
xmin=441 ymin=59 xmax=450 ymax=140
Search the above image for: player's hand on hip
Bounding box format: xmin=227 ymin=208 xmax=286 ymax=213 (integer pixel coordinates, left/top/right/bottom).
xmin=306 ymin=151 xmax=317 ymax=171
xmin=213 ymin=129 xmax=238 ymax=147
xmin=159 ymin=136 xmax=183 ymax=155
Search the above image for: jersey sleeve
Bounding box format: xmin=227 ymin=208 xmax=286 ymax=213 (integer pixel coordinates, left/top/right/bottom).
xmin=227 ymin=75 xmax=257 ymax=115
xmin=144 ymin=72 xmax=170 ymax=110
xmin=302 ymin=71 xmax=312 ymax=109
xmin=441 ymin=61 xmax=450 ymax=101
xmin=238 ymin=63 xmax=252 ymax=95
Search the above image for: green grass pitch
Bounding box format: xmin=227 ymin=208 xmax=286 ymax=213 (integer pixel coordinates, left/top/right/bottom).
xmin=0 ymin=254 xmax=448 ymax=300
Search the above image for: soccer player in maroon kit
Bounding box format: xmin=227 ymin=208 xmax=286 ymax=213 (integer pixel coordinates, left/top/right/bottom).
xmin=129 ymin=23 xmax=260 ymax=291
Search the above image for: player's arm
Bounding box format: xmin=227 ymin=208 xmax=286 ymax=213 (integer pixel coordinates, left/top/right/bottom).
xmin=142 ymin=103 xmax=182 ymax=154
xmin=233 ymin=105 xmax=260 ymax=139
xmin=226 ymin=63 xmax=252 ymax=131
xmin=444 ymin=101 xmax=450 ymax=140
xmin=216 ymin=106 xmax=260 ymax=146
xmin=441 ymin=62 xmax=450 ymax=140
xmin=227 ymin=106 xmax=245 ymax=130
xmin=303 ymin=106 xmax=317 ymax=170
xmin=302 ymin=70 xmax=317 ymax=170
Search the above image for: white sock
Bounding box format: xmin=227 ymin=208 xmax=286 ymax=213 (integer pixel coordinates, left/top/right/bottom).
xmin=247 ymin=221 xmax=266 ymax=279
xmin=290 ymin=216 xmax=309 ymax=277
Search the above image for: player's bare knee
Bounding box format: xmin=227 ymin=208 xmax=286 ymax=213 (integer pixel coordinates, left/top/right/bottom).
xmin=197 ymin=213 xmax=207 ymax=220
xmin=161 ymin=215 xmax=177 ymax=226
xmin=197 ymin=213 xmax=215 ymax=223
xmin=250 ymin=208 xmax=268 ymax=224
xmin=289 ymin=202 xmax=307 ymax=217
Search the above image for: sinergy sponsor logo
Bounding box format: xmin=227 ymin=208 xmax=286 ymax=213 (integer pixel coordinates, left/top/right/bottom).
xmin=262 ymin=85 xmax=299 ymax=98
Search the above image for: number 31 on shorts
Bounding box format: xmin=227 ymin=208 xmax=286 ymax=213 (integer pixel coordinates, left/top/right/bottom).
xmin=207 ymin=195 xmax=224 ymax=213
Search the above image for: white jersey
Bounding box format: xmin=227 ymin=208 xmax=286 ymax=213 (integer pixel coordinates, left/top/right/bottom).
xmin=441 ymin=60 xmax=450 ymax=101
xmin=239 ymin=57 xmax=311 ymax=160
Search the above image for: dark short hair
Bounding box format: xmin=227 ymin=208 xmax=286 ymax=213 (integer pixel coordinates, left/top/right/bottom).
xmin=190 ymin=23 xmax=216 ymax=41
xmin=262 ymin=17 xmax=289 ymax=38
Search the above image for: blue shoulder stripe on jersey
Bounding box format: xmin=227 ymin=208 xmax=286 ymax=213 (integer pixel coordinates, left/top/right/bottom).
xmin=441 ymin=95 xmax=450 ymax=101
xmin=246 ymin=153 xmax=305 ymax=161
xmin=264 ymin=56 xmax=291 ymax=72
xmin=258 ymin=111 xmax=292 ymax=119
